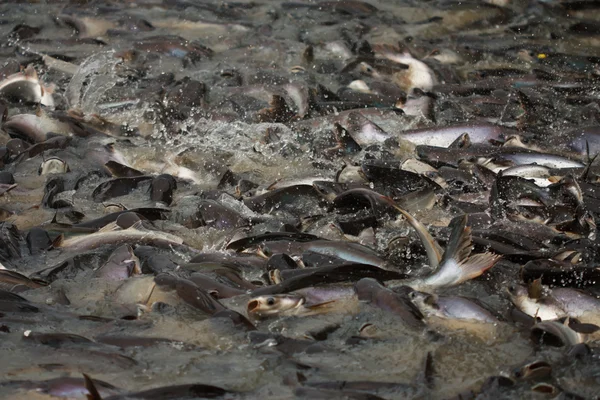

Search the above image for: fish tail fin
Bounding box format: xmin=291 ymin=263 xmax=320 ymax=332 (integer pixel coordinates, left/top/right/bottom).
xmin=457 ymin=252 xmax=501 ymax=283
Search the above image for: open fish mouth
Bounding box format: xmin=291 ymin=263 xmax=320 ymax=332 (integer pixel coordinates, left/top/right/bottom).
xmin=247 ymin=299 xmax=260 ymax=314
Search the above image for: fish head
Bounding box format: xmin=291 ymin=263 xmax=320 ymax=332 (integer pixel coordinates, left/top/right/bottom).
xmin=247 ymin=294 xmax=304 ymax=318
xmin=506 ymin=283 xmax=528 ymax=305
xmin=408 ymin=291 xmax=439 ymax=315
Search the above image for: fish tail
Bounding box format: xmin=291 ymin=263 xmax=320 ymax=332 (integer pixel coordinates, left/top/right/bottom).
xmin=457 ymin=252 xmax=501 ymax=283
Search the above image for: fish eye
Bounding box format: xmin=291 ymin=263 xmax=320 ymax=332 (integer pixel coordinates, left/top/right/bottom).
xmin=266 ymin=297 xmax=275 ymax=306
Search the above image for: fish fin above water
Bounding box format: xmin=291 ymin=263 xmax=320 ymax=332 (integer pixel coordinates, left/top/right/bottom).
xmin=448 ymin=132 xmax=471 ymax=149
xmin=441 ymin=215 xmax=472 ymax=265
xmin=456 ymin=252 xmax=502 ymax=283
xmin=417 ymin=352 xmax=435 ymax=389
xmin=528 ymin=278 xmax=543 ymax=299
xmin=394 ymin=206 xmax=443 ymax=269
xmin=98 ymin=221 xmax=121 ymax=233
xmin=82 ymin=373 xmax=103 ymax=400
xmin=569 ymin=321 xmax=600 ymax=335
xmin=126 ymin=220 xmax=146 ymax=231
xmin=51 ymin=234 xmax=65 ymax=248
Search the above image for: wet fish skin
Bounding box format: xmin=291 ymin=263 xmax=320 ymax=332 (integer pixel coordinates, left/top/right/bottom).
xmin=52 ymin=221 xmax=184 ymax=251
xmin=102 ymin=383 xmax=230 ymax=400
xmin=251 ymin=263 xmax=406 ymax=296
xmin=154 ymin=273 xmax=227 ymax=315
xmin=247 ymin=294 xmax=305 ymax=319
xmin=149 ymin=174 xmax=177 ymax=204
xmin=0 ymin=376 xmax=121 ymax=399
xmin=530 ymin=319 xmax=589 ymax=347
xmin=508 ymin=283 xmax=600 ymax=324
xmin=93 ymin=244 xmax=141 ymax=281
xmin=354 ymin=279 xmax=425 ymax=329
xmin=409 ymin=291 xmax=498 ymax=323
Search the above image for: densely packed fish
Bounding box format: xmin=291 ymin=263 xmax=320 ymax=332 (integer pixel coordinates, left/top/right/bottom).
xmin=0 ymin=0 xmax=599 ymax=398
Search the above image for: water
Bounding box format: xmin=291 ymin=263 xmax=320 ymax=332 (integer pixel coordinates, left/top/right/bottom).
xmin=0 ymin=0 xmax=599 ymax=399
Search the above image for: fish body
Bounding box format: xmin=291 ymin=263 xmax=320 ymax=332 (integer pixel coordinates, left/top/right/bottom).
xmin=410 ymin=291 xmax=498 ymax=323
xmin=53 ymin=221 xmax=183 ymax=251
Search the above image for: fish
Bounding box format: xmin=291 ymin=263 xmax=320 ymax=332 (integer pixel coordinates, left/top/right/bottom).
xmin=354 ymin=279 xmax=425 ymax=329
xmin=390 ymin=214 xmax=501 ymax=290
xmin=409 ymin=291 xmax=498 ymax=323
xmin=508 ymin=283 xmax=600 ymax=325
xmin=530 ymin=318 xmax=598 ymax=347
xmin=93 ymin=244 xmax=141 ymax=280
xmin=52 ymin=221 xmax=184 ymax=251
xmin=0 ymin=65 xmax=54 ymax=106
xmin=247 ymin=293 xmax=336 ymax=319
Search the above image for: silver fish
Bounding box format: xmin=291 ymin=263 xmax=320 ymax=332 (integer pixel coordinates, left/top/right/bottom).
xmin=0 ymin=65 xmax=54 ymax=106
xmin=246 ymin=294 xmax=336 ymax=319
xmin=410 ymin=291 xmax=498 ymax=323
xmin=53 ymin=221 xmax=184 ymax=251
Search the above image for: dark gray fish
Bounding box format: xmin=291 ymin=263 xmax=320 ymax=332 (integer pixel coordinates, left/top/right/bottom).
xmin=0 ymin=270 xmax=46 ymax=292
xmin=16 ymin=135 xmax=71 ymax=160
xmin=198 ymin=199 xmax=248 ymax=229
xmin=104 ymin=161 xmax=145 ymax=178
xmin=354 ymin=279 xmax=425 ymax=329
xmin=22 ymin=331 xmax=93 ymax=348
xmin=227 ymin=232 xmax=320 ymax=251
xmin=154 ymin=274 xmax=227 ymax=315
xmin=188 ymin=273 xmax=247 ymax=298
xmin=251 ymin=264 xmax=406 ymax=296
xmin=103 ymin=383 xmax=230 ymax=400
xmin=530 ymin=319 xmax=590 ymax=347
xmin=149 ymin=174 xmax=177 ymax=204
xmin=93 ymin=244 xmax=141 ymax=281
xmin=92 ymin=176 xmax=153 ymax=202
xmin=94 ymin=335 xmax=189 ymax=348
xmin=0 ymin=300 xmax=39 ymax=313
xmin=243 ymin=184 xmax=323 ymax=213
xmin=0 ymin=222 xmax=21 ymax=262
xmin=72 ymin=208 xmax=168 ymax=230
xmin=31 ymin=252 xmax=105 ymax=283
xmin=0 ymin=376 xmax=121 ymax=399
xmin=295 ymin=386 xmax=387 ymax=400
xmin=25 ymin=227 xmax=52 ymax=255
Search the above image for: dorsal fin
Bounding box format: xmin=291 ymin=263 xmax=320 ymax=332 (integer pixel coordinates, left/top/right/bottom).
xmin=441 ymin=215 xmax=472 ymax=265
xmin=98 ymin=221 xmax=121 ymax=233
xmin=127 ymin=220 xmax=145 ymax=231
xmin=448 ymin=132 xmax=471 ymax=149
xmin=528 ymin=278 xmax=543 ymax=299
xmin=82 ymin=373 xmax=103 ymax=400
xmin=51 ymin=234 xmax=65 ymax=248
